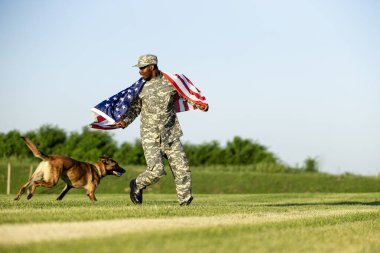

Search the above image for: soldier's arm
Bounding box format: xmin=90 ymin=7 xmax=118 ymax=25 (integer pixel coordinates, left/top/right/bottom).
xmin=115 ymin=97 xmax=142 ymax=128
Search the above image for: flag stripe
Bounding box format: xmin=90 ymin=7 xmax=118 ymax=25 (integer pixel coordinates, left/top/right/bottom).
xmin=175 ymin=74 xmax=200 ymax=99
xmin=176 ymin=74 xmax=205 ymax=100
xmin=161 ymin=72 xmax=207 ymax=107
xmin=183 ymin=75 xmax=201 ymax=93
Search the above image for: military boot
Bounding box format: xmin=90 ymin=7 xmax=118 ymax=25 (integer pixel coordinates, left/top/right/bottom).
xmin=129 ymin=179 xmax=143 ymax=204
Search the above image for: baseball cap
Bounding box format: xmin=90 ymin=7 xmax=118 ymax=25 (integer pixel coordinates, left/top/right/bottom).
xmin=133 ymin=54 xmax=158 ymax=68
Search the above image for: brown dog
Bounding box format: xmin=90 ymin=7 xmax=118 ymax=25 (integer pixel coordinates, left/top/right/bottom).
xmin=14 ymin=137 xmax=125 ymax=201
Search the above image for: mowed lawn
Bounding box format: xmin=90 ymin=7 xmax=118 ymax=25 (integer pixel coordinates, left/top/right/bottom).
xmin=0 ymin=193 xmax=379 ymax=253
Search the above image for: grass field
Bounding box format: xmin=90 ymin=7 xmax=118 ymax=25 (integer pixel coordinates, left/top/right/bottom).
xmin=0 ymin=193 xmax=379 ymax=253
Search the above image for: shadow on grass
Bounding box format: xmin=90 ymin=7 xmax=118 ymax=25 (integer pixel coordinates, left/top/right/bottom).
xmin=267 ymin=201 xmax=380 ymax=207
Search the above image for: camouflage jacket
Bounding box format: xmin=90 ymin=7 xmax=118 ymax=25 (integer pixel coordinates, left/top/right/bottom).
xmin=123 ymin=73 xmax=184 ymax=144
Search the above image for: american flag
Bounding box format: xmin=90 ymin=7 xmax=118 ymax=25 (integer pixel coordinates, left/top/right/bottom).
xmin=89 ymin=72 xmax=208 ymax=130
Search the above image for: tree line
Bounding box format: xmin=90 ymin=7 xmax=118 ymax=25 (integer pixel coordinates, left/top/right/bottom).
xmin=0 ymin=125 xmax=318 ymax=172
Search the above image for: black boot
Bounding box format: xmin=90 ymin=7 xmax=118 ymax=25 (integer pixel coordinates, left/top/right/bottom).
xmin=180 ymin=196 xmax=193 ymax=206
xmin=129 ymin=179 xmax=143 ymax=204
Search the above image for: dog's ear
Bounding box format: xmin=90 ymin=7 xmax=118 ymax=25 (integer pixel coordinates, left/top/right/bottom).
xmin=99 ymin=155 xmax=110 ymax=164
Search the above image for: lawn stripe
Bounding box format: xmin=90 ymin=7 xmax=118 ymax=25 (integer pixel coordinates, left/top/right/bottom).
xmin=0 ymin=209 xmax=375 ymax=245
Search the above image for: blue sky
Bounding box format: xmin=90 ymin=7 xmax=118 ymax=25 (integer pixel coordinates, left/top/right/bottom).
xmin=0 ymin=0 xmax=379 ymax=175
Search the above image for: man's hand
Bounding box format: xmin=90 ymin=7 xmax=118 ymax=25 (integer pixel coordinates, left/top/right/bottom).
xmin=198 ymin=104 xmax=209 ymax=112
xmin=115 ymin=120 xmax=127 ymax=129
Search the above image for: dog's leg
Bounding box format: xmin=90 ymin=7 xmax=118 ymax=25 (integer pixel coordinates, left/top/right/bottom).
xmin=86 ymin=189 xmax=97 ymax=202
xmin=27 ymin=183 xmax=37 ymax=200
xmin=56 ymin=184 xmax=72 ymax=201
xmin=27 ymin=180 xmax=56 ymax=200
xmin=14 ymin=179 xmax=33 ymax=201
xmin=87 ymin=191 xmax=96 ymax=201
xmin=34 ymin=180 xmax=56 ymax=188
xmin=85 ymin=184 xmax=97 ymax=201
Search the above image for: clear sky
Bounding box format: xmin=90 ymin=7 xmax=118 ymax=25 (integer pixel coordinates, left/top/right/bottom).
xmin=0 ymin=0 xmax=379 ymax=175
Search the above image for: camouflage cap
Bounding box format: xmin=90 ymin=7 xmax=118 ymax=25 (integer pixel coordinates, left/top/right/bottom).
xmin=133 ymin=54 xmax=158 ymax=68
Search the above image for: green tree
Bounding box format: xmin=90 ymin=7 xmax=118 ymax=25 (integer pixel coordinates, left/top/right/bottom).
xmin=225 ymin=136 xmax=277 ymax=165
xmin=63 ymin=127 xmax=117 ymax=162
xmin=114 ymin=140 xmax=145 ymax=165
xmin=0 ymin=130 xmax=30 ymax=157
xmin=303 ymin=157 xmax=319 ymax=172
xmin=185 ymin=141 xmax=224 ymax=166
xmin=125 ymin=139 xmax=145 ymax=165
xmin=24 ymin=124 xmax=67 ymax=156
xmin=114 ymin=142 xmax=133 ymax=165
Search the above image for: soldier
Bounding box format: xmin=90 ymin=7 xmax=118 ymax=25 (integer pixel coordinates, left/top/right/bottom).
xmin=115 ymin=54 xmax=208 ymax=206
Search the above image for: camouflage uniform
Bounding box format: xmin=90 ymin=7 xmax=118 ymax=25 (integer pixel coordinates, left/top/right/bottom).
xmin=123 ymin=71 xmax=192 ymax=204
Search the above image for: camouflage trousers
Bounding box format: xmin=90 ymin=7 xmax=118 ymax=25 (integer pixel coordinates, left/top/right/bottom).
xmin=135 ymin=138 xmax=192 ymax=204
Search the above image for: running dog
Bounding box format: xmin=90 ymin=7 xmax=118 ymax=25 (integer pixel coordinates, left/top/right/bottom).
xmin=14 ymin=137 xmax=125 ymax=201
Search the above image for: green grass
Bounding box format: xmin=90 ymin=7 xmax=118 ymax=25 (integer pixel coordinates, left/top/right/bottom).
xmin=52 ymin=213 xmax=378 ymax=253
xmin=0 ymin=193 xmax=379 ymax=224
xmin=0 ymin=193 xmax=380 ymax=253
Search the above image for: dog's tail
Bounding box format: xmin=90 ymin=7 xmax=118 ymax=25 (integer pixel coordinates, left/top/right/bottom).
xmin=21 ymin=137 xmax=49 ymax=160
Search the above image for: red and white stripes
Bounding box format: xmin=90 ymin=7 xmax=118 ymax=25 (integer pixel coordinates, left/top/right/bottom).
xmin=162 ymin=72 xmax=208 ymax=112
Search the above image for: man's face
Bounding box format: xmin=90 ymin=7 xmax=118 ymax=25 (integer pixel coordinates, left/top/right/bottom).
xmin=139 ymin=65 xmax=154 ymax=81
